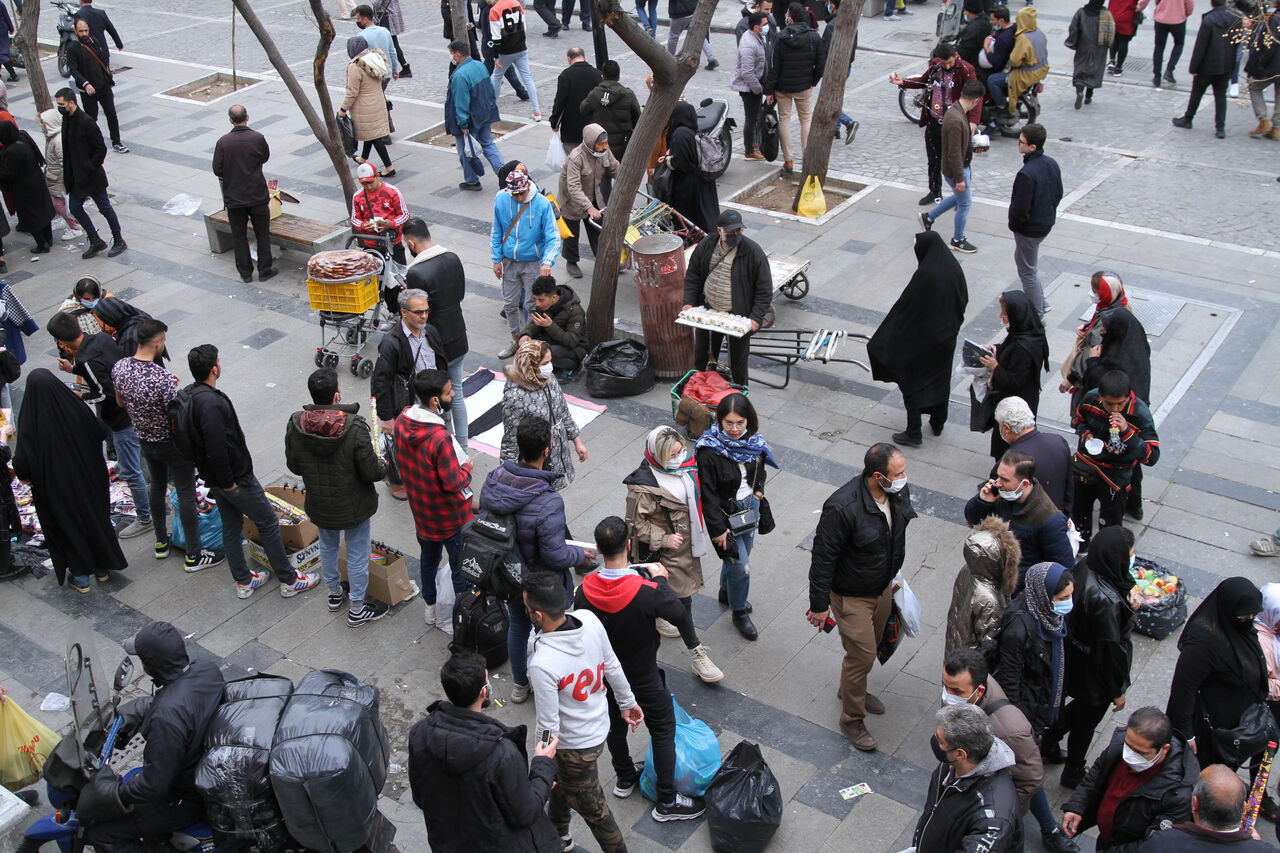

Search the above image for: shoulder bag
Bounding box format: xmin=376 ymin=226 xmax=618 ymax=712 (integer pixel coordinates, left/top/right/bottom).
xmin=1205 ymin=702 xmax=1280 ymax=767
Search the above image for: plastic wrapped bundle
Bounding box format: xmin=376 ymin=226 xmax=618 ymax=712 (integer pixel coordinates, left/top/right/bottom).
xmin=270 ymin=670 xmax=389 ymax=853
xmin=195 ymin=674 xmax=294 ymax=851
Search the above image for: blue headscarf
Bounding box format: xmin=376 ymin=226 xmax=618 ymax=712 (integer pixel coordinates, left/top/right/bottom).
xmin=1024 ymin=561 xmax=1069 ymax=721
xmin=695 ymin=422 xmax=779 ymax=468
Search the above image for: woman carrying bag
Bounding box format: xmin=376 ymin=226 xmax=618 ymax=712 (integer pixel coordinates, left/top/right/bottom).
xmin=695 ymin=393 xmax=778 ymax=641
xmin=338 ymin=36 xmax=396 ymax=176
xmin=979 ymin=290 xmax=1049 ymax=459
xmin=499 ymin=340 xmax=586 ymax=489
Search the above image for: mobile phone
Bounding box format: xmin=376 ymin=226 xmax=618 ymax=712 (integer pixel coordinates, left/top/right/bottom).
xmin=806 ymin=609 xmax=837 ymax=633
xmin=540 ymin=730 xmax=553 ymax=746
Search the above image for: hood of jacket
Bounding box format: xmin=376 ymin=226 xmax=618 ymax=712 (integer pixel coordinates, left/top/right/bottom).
xmin=1015 ymin=6 xmax=1038 ymax=34
xmin=39 ymin=108 xmax=62 ymax=138
xmin=963 ymin=516 xmax=1021 ymax=595
xmin=406 ymin=242 xmax=451 ymax=271
xmin=778 ymin=20 xmax=812 ymax=40
xmin=481 ymin=460 xmax=559 ymax=513
xmin=962 ymin=735 xmax=1017 ymax=781
xmin=130 ymin=621 xmax=190 ymax=686
xmin=419 ymin=700 xmax=526 ymax=775
xmin=530 ymin=613 xmax=589 ymax=658
xmin=288 ymin=402 xmax=360 ymax=457
xmin=580 ymin=122 xmax=608 ymax=148
xmin=548 ymin=284 xmax=583 ymax=317
xmin=397 ymin=403 xmax=448 ymax=449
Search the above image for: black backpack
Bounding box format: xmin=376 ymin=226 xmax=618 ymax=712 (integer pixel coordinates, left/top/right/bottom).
xmin=458 ymin=508 xmax=526 ymax=599
xmin=167 ymin=382 xmax=211 ymax=463
xmin=450 ymin=589 xmax=510 ymax=668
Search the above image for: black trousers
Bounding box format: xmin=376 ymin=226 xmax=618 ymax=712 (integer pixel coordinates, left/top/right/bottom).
xmin=83 ymin=797 xmax=205 ymax=853
xmin=605 ymin=668 xmax=677 ymax=803
xmin=1071 ymin=471 xmax=1127 ymax=544
xmin=740 ymin=91 xmax=762 ymax=153
xmin=924 ymin=119 xmax=943 ymax=198
xmin=1127 ymin=464 xmax=1144 ymax=512
xmin=226 ymin=202 xmax=273 ymax=278
xmin=562 ymin=216 xmax=599 ymax=264
xmin=905 ymin=403 xmax=948 ymax=436
xmin=693 ymin=327 xmax=751 ymax=386
xmin=360 ymin=138 xmax=392 ymax=167
xmin=1045 ymin=698 xmax=1111 ymax=766
xmin=1152 ymin=21 xmax=1187 ymax=77
xmin=1184 ymin=73 xmax=1231 ymax=131
xmin=1109 ymin=33 xmax=1132 ymax=70
xmin=533 ymin=0 xmax=562 ymax=31
xmin=82 ymin=85 xmax=122 ymax=146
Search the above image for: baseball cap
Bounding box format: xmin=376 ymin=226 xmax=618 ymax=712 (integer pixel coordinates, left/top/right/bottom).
xmin=356 ymin=162 xmax=377 ymax=182
xmin=717 ymin=209 xmax=744 ymax=231
xmin=505 ymin=164 xmax=531 ymax=193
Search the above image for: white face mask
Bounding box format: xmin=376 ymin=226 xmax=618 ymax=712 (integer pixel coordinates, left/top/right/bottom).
xmin=590 ymin=148 xmax=607 ymax=158
xmin=879 ymin=473 xmax=907 ymax=494
xmin=1122 ymin=744 xmax=1160 ymax=773
xmin=997 ymin=481 xmax=1026 ymax=501
xmin=670 ymin=449 xmax=689 ymax=467
xmin=538 ymin=362 xmax=554 ymax=379
xmin=940 ymin=687 xmax=977 ymax=706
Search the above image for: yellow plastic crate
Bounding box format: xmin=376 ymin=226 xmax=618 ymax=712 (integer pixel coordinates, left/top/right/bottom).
xmin=307 ymin=273 xmax=379 ymax=314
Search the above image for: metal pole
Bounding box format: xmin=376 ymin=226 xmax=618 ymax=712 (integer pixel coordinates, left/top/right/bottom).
xmin=231 ymin=0 xmax=238 ymax=91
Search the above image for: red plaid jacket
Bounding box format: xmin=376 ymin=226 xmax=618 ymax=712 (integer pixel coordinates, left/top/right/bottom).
xmin=395 ymin=407 xmax=473 ymax=539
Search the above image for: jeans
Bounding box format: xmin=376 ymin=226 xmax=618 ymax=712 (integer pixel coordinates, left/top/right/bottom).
xmin=69 ymin=188 xmax=123 ymax=243
xmin=928 ymin=166 xmax=972 ymax=241
xmin=667 ymin=15 xmax=716 ymax=62
xmin=446 ymin=354 xmax=470 ymax=447
xmin=1232 ymin=44 xmax=1244 ymax=85
xmin=140 ymin=440 xmax=200 ymax=550
xmin=318 ymin=520 xmax=371 ymax=603
xmin=774 ymin=87 xmax=813 ymax=163
xmin=987 ymin=71 xmax=1009 ymax=108
xmin=636 ymin=0 xmax=658 ymax=34
xmin=499 ymin=259 xmax=540 ymax=335
xmin=508 ymin=598 xmax=534 ymax=686
xmin=226 ymin=202 xmax=274 ymax=279
xmin=1013 ymin=231 xmax=1046 ymax=314
xmin=740 ymin=91 xmax=762 ymax=153
xmin=606 ymin=669 xmax=677 ymax=802
xmin=418 ymin=531 xmax=468 ymax=606
xmin=112 ymin=425 xmax=150 ymax=523
xmin=1183 ymin=73 xmax=1230 ymax=131
xmin=456 ymin=123 xmax=505 ymax=185
xmin=1029 ymin=788 xmax=1059 ymax=835
xmin=82 ymin=84 xmax=122 ymax=146
xmin=1249 ymin=77 xmax=1280 ymax=123
xmin=210 ymin=475 xmax=297 ymax=585
xmin=720 ymin=495 xmax=757 ymax=611
xmin=1152 ymin=21 xmax=1186 ymax=77
xmin=492 ymin=51 xmax=540 ymax=113
xmin=548 ymin=744 xmax=626 ymax=853
xmin=484 ymin=53 xmax=528 ymax=96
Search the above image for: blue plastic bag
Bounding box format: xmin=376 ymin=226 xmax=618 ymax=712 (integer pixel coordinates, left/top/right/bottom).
xmin=639 ymin=695 xmax=722 ymax=800
xmin=168 ymin=489 xmax=225 ymax=552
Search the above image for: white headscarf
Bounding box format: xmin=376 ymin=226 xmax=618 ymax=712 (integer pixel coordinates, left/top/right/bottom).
xmin=644 ymin=426 xmax=709 ymax=558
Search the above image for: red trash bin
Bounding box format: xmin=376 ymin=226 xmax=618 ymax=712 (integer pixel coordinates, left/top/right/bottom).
xmin=632 ymin=233 xmax=693 ymax=379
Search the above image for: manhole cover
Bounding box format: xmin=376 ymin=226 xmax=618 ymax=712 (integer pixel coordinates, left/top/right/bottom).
xmin=1072 ymin=284 xmax=1185 ymax=336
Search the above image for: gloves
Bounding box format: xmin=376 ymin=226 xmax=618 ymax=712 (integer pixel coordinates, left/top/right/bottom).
xmin=76 ymin=767 xmax=133 ymax=823
xmin=114 ymin=697 xmax=153 ymax=742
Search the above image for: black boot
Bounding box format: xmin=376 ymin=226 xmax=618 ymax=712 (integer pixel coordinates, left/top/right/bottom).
xmin=1074 ymin=86 xmax=1084 ymax=110
xmin=1060 ymin=761 xmax=1086 ymax=788
xmin=732 ymin=610 xmax=758 ymax=641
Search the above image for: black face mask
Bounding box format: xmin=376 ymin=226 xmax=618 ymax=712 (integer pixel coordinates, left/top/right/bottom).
xmin=57 ymin=106 xmax=71 ymax=116
xmin=930 ymin=734 xmax=950 ymax=764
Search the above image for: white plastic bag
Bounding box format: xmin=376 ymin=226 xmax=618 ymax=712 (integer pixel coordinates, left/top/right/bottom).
xmin=435 ymin=565 xmax=457 ymax=628
xmin=893 ymin=573 xmax=923 ymax=638
xmin=163 ymin=193 xmax=202 ymax=216
xmin=545 ymin=133 xmax=567 ymax=171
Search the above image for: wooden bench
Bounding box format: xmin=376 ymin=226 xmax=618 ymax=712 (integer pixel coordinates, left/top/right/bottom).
xmin=204 ymin=210 xmax=350 ymax=257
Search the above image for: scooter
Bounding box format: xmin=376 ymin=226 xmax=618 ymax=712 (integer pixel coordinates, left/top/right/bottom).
xmin=51 ymin=0 xmax=78 ymax=80
xmin=896 ymin=81 xmax=1041 ymax=140
xmin=695 ymin=97 xmax=736 ymax=180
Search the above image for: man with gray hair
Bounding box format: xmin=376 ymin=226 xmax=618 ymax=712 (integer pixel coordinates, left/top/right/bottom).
xmin=370 ymin=288 xmax=447 ymax=499
xmin=991 ymin=395 xmax=1073 ymax=512
xmin=1137 ymin=765 xmax=1276 ymax=851
xmin=212 ymin=104 xmax=274 ymax=284
xmin=914 ymin=703 xmax=1023 ymax=853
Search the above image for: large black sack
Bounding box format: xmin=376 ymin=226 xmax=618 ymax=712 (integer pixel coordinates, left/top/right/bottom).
xmin=706 ymin=741 xmax=783 ymax=853
xmin=270 ymin=670 xmax=389 ymax=853
xmin=338 ymin=114 xmax=357 ymax=159
xmin=196 ymin=674 xmax=294 ymax=852
xmin=1132 ymin=557 xmax=1188 ymax=640
xmin=758 ymin=104 xmax=780 ymax=162
xmin=451 ymin=588 xmax=510 ymax=668
xmin=584 ymin=339 xmax=655 ymax=398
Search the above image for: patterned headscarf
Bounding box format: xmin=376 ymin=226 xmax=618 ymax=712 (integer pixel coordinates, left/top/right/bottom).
xmin=509 ymin=340 xmax=550 ymax=390
xmin=1024 ymin=561 xmax=1069 ymax=720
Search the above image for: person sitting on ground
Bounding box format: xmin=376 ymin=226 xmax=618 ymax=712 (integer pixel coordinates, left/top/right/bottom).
xmin=517 ymin=275 xmax=587 ymax=380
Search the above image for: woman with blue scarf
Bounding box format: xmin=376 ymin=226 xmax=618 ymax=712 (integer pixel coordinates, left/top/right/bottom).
xmin=695 ymin=394 xmax=778 ymax=641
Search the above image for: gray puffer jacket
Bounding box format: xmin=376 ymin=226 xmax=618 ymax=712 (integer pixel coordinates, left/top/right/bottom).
xmin=731 ymin=28 xmax=767 ymax=94
xmin=945 ymin=516 xmax=1021 ymax=656
xmin=499 ymin=370 xmax=580 ymax=489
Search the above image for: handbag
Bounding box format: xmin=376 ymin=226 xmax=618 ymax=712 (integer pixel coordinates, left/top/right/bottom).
xmin=757 ymin=496 xmax=775 ymax=535
xmin=651 ymin=160 xmax=674 ymax=203
xmin=727 ymin=504 xmax=760 ymax=536
xmin=465 ymin=135 xmax=486 ymax=177
xmin=758 ymin=103 xmax=780 ymax=162
xmin=1205 ymin=702 xmax=1280 ymax=767
xmin=543 ymin=190 xmax=575 ymax=240
xmin=969 ymin=385 xmax=996 ymax=432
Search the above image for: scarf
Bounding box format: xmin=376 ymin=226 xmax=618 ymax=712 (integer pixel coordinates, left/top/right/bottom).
xmin=695 ymin=422 xmax=780 ymax=468
xmin=1098 ymin=9 xmax=1115 ymax=44
xmin=1257 ymin=582 xmax=1280 ymax=670
xmin=1086 ymin=526 xmax=1135 ymax=598
xmin=643 ymin=426 xmax=709 ymax=558
xmin=1025 ymin=561 xmax=1069 ymax=720
xmin=0 ymin=283 xmax=34 ymax=329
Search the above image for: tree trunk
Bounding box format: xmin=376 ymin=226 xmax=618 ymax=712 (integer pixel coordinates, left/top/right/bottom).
xmin=231 ymin=0 xmax=358 ymax=213
xmin=445 ymin=0 xmax=469 ymax=55
xmin=791 ymin=0 xmax=866 ymax=212
xmin=584 ymin=0 xmax=720 ymax=346
xmin=15 ymin=2 xmax=53 ymax=114
xmin=306 ymin=0 xmax=358 ymax=210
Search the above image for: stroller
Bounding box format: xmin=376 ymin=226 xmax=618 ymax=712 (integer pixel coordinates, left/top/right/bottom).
xmin=307 ymin=232 xmax=405 ymax=378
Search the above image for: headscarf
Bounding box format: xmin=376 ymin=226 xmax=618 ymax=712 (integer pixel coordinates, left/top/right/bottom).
xmin=507 ymin=340 xmax=550 ymax=390
xmin=1256 ymin=582 xmax=1280 ymax=672
xmin=1085 ymin=526 xmax=1135 ymax=597
xmin=1095 ymin=272 xmax=1127 ymax=311
xmin=695 ymin=421 xmax=779 ymax=468
xmin=1024 ymin=561 xmax=1069 ymax=719
xmin=0 ymin=120 xmax=16 ymax=147
xmin=668 ymin=101 xmax=698 ymax=139
xmin=643 ymin=426 xmax=709 ymax=558
xmin=1001 ymin=290 xmax=1050 ymax=373
xmin=1179 ymin=576 xmax=1266 ymax=693
xmin=347 ymin=35 xmax=369 ymax=59
xmin=1097 ymin=308 xmax=1151 ymax=401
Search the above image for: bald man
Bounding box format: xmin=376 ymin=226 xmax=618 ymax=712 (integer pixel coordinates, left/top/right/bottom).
xmin=1136 ymin=765 xmax=1277 ymax=851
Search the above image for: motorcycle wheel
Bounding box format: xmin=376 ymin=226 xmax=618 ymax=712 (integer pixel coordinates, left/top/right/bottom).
xmin=1021 ymin=93 xmax=1040 ymax=125
xmin=710 ymin=127 xmax=732 ymax=180
xmin=16 ymin=838 xmax=46 ymax=853
xmin=898 ymin=87 xmax=924 ymax=123
xmin=57 ymin=45 xmax=70 ymax=79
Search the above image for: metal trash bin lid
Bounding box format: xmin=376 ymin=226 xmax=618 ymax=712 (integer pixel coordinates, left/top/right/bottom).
xmin=630 ymin=233 xmax=684 ymax=257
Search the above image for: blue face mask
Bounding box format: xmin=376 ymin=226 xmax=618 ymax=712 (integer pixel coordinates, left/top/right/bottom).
xmin=1128 ymin=554 xmax=1136 ymax=573
xmin=1052 ymin=599 xmax=1074 ymax=616
xmin=80 ymin=298 xmax=98 ymax=309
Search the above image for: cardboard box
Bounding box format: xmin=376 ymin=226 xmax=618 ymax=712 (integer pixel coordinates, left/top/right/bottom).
xmin=242 ymin=486 xmax=318 ymax=552
xmin=338 ymin=542 xmax=419 ymax=607
xmin=247 ymin=538 xmax=322 ymax=575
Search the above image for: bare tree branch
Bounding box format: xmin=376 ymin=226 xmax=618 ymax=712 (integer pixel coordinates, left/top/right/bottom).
xmin=306 ymin=0 xmax=358 ymax=208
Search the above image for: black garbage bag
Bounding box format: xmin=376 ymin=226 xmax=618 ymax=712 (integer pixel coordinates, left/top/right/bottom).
xmin=1132 ymin=557 xmax=1188 ymax=640
xmin=758 ymin=104 xmax=780 ymax=162
xmin=196 ymin=674 xmax=294 ymax=852
xmin=338 ymin=114 xmax=357 ymax=159
xmin=706 ymin=741 xmax=783 ymax=853
xmin=270 ymin=670 xmax=389 ymax=853
xmin=584 ymin=339 xmax=655 ymax=398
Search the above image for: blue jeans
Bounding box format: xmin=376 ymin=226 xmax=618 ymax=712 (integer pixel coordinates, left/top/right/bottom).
xmin=1029 ymin=788 xmax=1058 ymax=835
xmin=418 ymin=531 xmax=468 ymax=605
xmin=636 ymin=0 xmax=658 ymax=34
xmin=492 ymin=51 xmax=539 ymax=113
xmin=929 ymin=167 xmax=972 ymax=241
xmin=446 ymin=354 xmax=470 ymax=447
xmin=987 ymin=71 xmax=1009 ymax=109
xmin=456 ymin=124 xmax=505 ymax=186
xmin=318 ymin=520 xmax=371 ymax=604
xmin=112 ymin=425 xmax=150 ymax=523
xmin=210 ymin=475 xmax=296 ymax=585
xmin=720 ymin=496 xmax=758 ymax=611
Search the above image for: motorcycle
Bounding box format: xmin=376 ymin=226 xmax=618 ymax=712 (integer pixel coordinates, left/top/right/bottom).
xmin=695 ymin=96 xmax=735 ymax=180
xmin=51 ymin=0 xmax=78 ymax=80
xmin=896 ymin=81 xmax=1041 ymax=139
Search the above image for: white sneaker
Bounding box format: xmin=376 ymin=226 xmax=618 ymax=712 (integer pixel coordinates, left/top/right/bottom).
xmin=424 ymin=601 xmax=436 ymax=626
xmin=280 ymin=570 xmax=320 ymax=597
xmin=497 ymin=340 xmax=518 ymax=359
xmin=236 ymin=569 xmax=270 ymax=599
xmin=655 ymin=617 xmax=680 ymax=639
xmin=1228 ymin=82 xmax=1240 ymax=97
xmin=689 ymin=644 xmax=724 ymax=683
xmin=510 ymin=682 xmax=531 ymax=703
xmin=60 ymin=228 xmax=83 ymax=242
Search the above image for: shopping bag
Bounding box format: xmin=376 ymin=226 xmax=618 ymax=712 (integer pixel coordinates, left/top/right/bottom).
xmin=877 ymin=602 xmax=904 ymax=664
xmin=640 ymin=695 xmax=722 ymax=800
xmin=168 ymin=489 xmax=225 ymax=553
xmin=796 ymin=175 xmax=827 ymax=219
xmin=546 ymin=132 xmax=567 ymax=171
xmin=893 ymin=572 xmax=923 ymax=638
xmin=0 ymin=697 xmax=59 ymax=791
xmin=337 ymin=114 xmax=357 ymax=159
xmin=542 ymin=190 xmax=574 ymax=240
xmin=706 ymin=741 xmax=783 ymax=853
xmin=465 ymin=135 xmax=486 ymax=178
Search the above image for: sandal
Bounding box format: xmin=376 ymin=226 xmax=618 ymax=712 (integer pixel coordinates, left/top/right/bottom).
xmin=354 ymin=156 xmax=366 ymax=165
xmin=1251 ymin=536 xmax=1279 ymax=557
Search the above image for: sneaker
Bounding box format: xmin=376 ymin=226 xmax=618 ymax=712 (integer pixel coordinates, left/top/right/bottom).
xmin=844 ymin=120 xmax=858 ymax=145
xmin=108 ymin=239 xmax=128 ymax=257
xmin=613 ymin=762 xmax=644 ymax=798
xmin=1229 ymin=82 xmax=1240 ymax=97
xmin=154 ymin=540 xmax=170 ymax=559
xmin=95 ymin=570 xmax=111 ymax=583
xmin=328 ymin=590 xmax=347 ymax=612
xmin=424 ymin=600 xmax=437 ymax=625
xmin=532 ymin=111 xmax=543 ymax=122
xmin=438 ymin=604 xmax=455 ymax=635
xmin=655 ymin=617 xmax=680 ymax=638
xmin=236 ymin=569 xmax=270 ymax=599
xmin=517 ymin=90 xmax=531 ymax=101
xmin=348 ymin=599 xmax=390 ymax=626
xmin=459 ymin=181 xmax=482 ymax=192
xmin=898 ymin=5 xmax=913 ymax=12
xmin=560 ymin=836 xmax=573 ymax=853
xmin=69 ymin=577 xmax=91 ymax=594
xmin=917 ymin=211 xmax=933 ymax=231
xmin=510 ymin=682 xmax=531 ymax=703
xmin=184 ymin=550 xmax=225 ymax=573
xmin=689 ymin=644 xmax=724 ymax=683
xmin=950 ymin=237 xmax=978 ymax=254
xmin=498 ymin=340 xmax=519 ymax=359
xmin=280 ymin=570 xmax=321 ymax=598
xmin=653 ymin=792 xmax=706 ymax=822
xmin=1251 ymin=536 xmax=1279 ymax=557
xmin=112 ymin=142 xmax=129 ymax=153
xmin=884 ymin=12 xmax=902 ymax=19
xmin=918 ymin=192 xmax=938 ymax=206
xmin=119 ymin=517 xmax=153 ymax=539
xmin=60 ymin=227 xmax=83 ymax=242
xmin=705 ymin=59 xmax=719 ymax=71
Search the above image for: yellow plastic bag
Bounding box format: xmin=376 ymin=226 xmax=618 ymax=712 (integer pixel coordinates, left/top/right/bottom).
xmin=0 ymin=697 xmax=59 ymax=791
xmin=543 ymin=191 xmax=575 ymax=240
xmin=796 ymin=176 xmax=827 ymax=219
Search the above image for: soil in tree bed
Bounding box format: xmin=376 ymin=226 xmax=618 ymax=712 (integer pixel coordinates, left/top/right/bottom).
xmin=728 ymin=172 xmax=863 ymax=216
xmin=163 ymin=72 xmax=259 ymax=102
xmin=411 ymin=120 xmax=525 ymax=147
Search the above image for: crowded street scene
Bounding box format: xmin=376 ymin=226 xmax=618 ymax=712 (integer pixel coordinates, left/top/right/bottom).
xmin=0 ymin=0 xmax=1277 ymax=850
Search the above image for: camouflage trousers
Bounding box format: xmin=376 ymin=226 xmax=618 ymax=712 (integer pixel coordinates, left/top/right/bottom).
xmin=548 ymin=743 xmax=628 ymax=853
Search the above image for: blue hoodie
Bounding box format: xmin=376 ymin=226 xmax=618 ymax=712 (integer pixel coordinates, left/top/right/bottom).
xmin=478 ymin=460 xmax=583 ymax=575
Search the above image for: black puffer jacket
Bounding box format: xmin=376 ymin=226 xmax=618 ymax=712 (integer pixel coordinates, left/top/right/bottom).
xmin=1246 ymin=13 xmax=1280 ymax=78
xmin=120 ymin=623 xmax=225 ymax=806
xmin=518 ymin=284 xmax=587 ymax=362
xmin=408 ymin=701 xmax=560 ymax=853
xmin=284 ymin=402 xmax=386 ymax=530
xmin=809 ymin=475 xmax=916 ymax=611
xmin=579 ymin=80 xmax=642 ymax=158
xmin=1065 ymin=561 xmax=1135 ymax=706
xmin=1188 ymin=4 xmax=1239 ymax=77
xmin=1063 ymin=727 xmax=1198 ymax=852
xmin=764 ymin=20 xmax=823 ymax=94
xmin=993 ymin=595 xmax=1057 ymax=735
xmin=913 ymin=737 xmax=1024 ymax=853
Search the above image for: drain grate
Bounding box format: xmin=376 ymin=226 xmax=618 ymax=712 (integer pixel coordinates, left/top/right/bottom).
xmin=1072 ymin=285 xmax=1185 ymax=336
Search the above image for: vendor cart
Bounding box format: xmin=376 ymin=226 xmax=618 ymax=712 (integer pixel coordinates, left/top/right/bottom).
xmin=748 ymin=329 xmax=871 ymax=389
